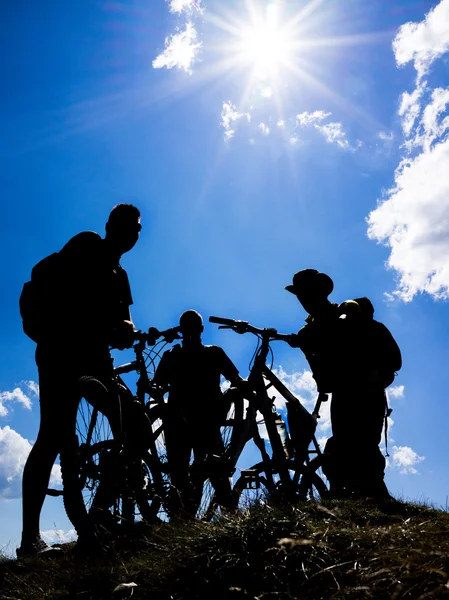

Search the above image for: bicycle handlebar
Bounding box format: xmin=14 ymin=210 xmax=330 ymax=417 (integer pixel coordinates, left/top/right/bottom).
xmin=134 ymin=326 xmax=181 ymax=346
xmin=209 ymin=316 xmax=292 ymax=342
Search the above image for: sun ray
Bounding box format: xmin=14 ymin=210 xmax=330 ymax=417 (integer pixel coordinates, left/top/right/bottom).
xmin=284 ymin=59 xmax=387 ymax=134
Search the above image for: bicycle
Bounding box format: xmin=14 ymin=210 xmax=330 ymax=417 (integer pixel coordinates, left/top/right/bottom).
xmin=47 ymin=326 xmax=181 ymax=538
xmin=145 ymin=356 xmax=249 ymax=521
xmin=209 ymin=316 xmax=329 ymax=510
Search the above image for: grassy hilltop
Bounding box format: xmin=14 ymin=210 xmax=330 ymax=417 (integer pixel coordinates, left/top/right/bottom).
xmin=1 ymin=500 xmax=449 ymax=599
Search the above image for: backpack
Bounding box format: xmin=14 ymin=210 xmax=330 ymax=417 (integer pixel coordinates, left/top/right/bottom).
xmin=338 ymin=297 xmax=402 ymax=388
xmin=19 ymin=252 xmax=64 ymax=343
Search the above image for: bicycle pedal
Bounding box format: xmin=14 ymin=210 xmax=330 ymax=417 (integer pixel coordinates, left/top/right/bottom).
xmin=241 ymin=469 xmax=260 ymax=489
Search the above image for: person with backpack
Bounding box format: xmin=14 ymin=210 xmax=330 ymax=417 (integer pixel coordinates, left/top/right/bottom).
xmin=285 ymin=269 xmax=402 ymax=500
xmin=151 ymin=310 xmax=247 ymax=519
xmin=18 ymin=204 xmax=141 ymax=556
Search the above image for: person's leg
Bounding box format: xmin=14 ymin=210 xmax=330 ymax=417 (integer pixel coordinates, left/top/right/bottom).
xmin=191 ymin=424 xmax=232 ymax=513
xmin=165 ymin=416 xmax=192 ymax=518
xmin=20 ymin=368 xmax=79 ymax=551
xmin=330 ymin=389 xmax=388 ymax=497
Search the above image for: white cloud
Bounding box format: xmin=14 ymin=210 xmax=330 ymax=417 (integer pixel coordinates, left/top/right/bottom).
xmin=0 ymin=426 xmax=32 ymax=499
xmin=399 ymin=82 xmax=426 ymax=137
xmin=271 ymin=368 xmax=331 ymax=438
xmin=0 ymin=426 xmax=62 ymax=499
xmin=168 ymin=0 xmax=203 ymax=14
xmin=0 ymin=387 xmax=33 ymax=417
xmin=379 ymin=131 xmax=394 ymax=141
xmin=393 ymin=0 xmax=449 ymax=81
xmin=221 ymin=101 xmax=250 ymax=141
xmin=390 ymin=445 xmax=425 ymax=474
xmin=41 ymin=528 xmax=77 ymax=544
xmin=23 ymin=380 xmax=39 ymax=397
xmin=296 ymin=110 xmax=331 ymax=126
xmin=368 ymin=1 xmax=449 ymax=301
xmin=277 ymin=120 xmax=285 ymax=128
xmin=261 ymin=87 xmax=273 ymax=99
xmin=388 ymin=385 xmax=405 ymax=399
xmin=49 ymin=463 xmax=63 ymax=487
xmin=367 ymin=137 xmax=449 ymax=301
xmin=259 ymin=122 xmax=270 ymax=136
xmin=409 ymin=86 xmax=449 ymax=150
xmin=152 ymin=22 xmax=201 ymax=74
xmin=315 ymin=122 xmax=352 ymax=151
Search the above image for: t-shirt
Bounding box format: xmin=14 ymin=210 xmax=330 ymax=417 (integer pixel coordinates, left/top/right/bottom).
xmin=46 ymin=231 xmax=133 ymax=356
xmin=153 ymin=343 xmax=239 ymax=417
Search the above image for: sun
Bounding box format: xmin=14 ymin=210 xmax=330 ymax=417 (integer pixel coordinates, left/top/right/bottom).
xmin=235 ymin=4 xmax=295 ymax=80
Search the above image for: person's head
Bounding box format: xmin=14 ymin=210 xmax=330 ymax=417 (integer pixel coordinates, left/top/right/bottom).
xmin=353 ymin=297 xmax=374 ymax=319
xmin=179 ymin=309 xmax=204 ymax=342
xmin=105 ymin=204 xmax=141 ymax=256
xmin=285 ymin=269 xmax=334 ymax=315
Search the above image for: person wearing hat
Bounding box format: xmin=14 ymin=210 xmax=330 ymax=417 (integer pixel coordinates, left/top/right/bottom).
xmin=286 ymin=269 xmax=401 ymax=500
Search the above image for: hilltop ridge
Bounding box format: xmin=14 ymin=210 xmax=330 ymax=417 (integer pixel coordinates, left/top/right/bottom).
xmin=1 ymin=499 xmax=449 ymax=599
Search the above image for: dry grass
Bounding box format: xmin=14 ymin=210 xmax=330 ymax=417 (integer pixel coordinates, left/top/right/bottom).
xmin=1 ymin=499 xmax=449 ymax=599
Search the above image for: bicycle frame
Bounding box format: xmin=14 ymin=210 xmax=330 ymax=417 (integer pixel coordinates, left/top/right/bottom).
xmin=209 ymin=316 xmax=327 ymax=502
xmin=49 ymin=326 xmax=179 ymax=531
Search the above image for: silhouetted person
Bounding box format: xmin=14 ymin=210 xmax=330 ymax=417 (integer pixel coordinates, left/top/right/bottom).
xmin=152 ymin=310 xmax=245 ymax=518
xmin=286 ymin=269 xmax=402 ymax=500
xmin=19 ymin=204 xmax=141 ymax=556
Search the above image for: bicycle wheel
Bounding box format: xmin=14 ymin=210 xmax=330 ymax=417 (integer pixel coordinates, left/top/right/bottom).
xmin=232 ymin=462 xmax=276 ymax=510
xmin=60 ymin=392 xmax=116 ymax=536
xmin=232 ymin=457 xmax=328 ymax=511
xmin=295 ymin=455 xmax=329 ymax=501
xmin=61 ymin=381 xmax=166 ymax=535
xmin=139 ymin=402 xmax=170 ymax=521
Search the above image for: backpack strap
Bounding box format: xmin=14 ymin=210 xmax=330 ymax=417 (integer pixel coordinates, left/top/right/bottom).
xmin=384 ymin=392 xmax=393 ymax=457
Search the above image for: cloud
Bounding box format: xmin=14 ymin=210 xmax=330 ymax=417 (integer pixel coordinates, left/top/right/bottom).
xmin=41 ymin=528 xmax=77 ymax=544
xmin=23 ymin=380 xmax=39 ymax=397
xmin=168 ymin=0 xmax=203 ymax=14
xmin=261 ymin=87 xmax=273 ymax=99
xmin=390 ymin=445 xmax=425 ymax=474
xmin=388 ymin=385 xmax=405 ymax=399
xmin=259 ymin=122 xmax=270 ymax=136
xmin=277 ymin=120 xmax=285 ymax=128
xmin=221 ymin=101 xmax=250 ymax=141
xmin=379 ymin=131 xmax=394 ymax=141
xmin=271 ymin=368 xmax=332 ymax=438
xmin=367 ymin=136 xmax=449 ymax=301
xmin=296 ymin=110 xmax=331 ymax=126
xmin=0 ymin=387 xmax=33 ymax=417
xmin=393 ymin=0 xmax=449 ymax=81
xmin=367 ymin=0 xmax=449 ymax=301
xmin=315 ymin=122 xmax=352 ymax=151
xmin=0 ymin=426 xmax=32 ymax=499
xmin=0 ymin=426 xmax=62 ymax=500
xmin=152 ymin=22 xmax=201 ymax=74
xmin=399 ymin=82 xmax=426 ymax=137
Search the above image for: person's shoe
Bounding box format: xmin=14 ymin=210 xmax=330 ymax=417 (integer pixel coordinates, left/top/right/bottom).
xmin=17 ymin=536 xmax=60 ymax=558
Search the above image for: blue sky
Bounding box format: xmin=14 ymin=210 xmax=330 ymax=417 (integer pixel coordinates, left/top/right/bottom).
xmin=1 ymin=0 xmax=449 ymax=553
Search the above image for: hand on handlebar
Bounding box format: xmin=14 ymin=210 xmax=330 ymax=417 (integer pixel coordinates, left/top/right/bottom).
xmin=145 ymin=326 xmax=181 ymax=346
xmin=285 ymin=333 xmax=301 ymax=348
xmin=111 ymin=320 xmax=136 ymax=350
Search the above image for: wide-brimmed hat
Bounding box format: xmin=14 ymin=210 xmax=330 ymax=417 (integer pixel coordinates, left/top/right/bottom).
xmin=285 ymin=269 xmax=334 ymax=297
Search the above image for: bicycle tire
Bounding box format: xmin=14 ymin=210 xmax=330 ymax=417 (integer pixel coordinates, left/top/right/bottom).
xmin=61 ymin=378 xmax=166 ymax=535
xmin=60 ymin=382 xmax=115 ymax=536
xmin=232 ymin=457 xmax=328 ymax=511
xmin=296 ymin=455 xmax=329 ymax=501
